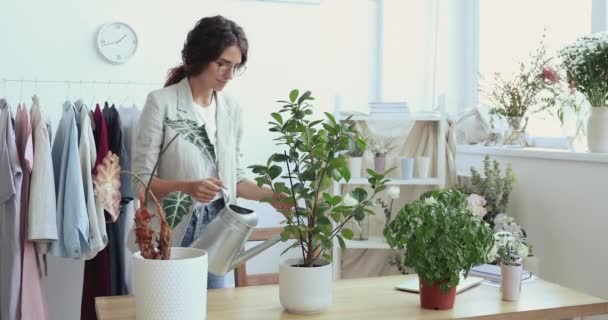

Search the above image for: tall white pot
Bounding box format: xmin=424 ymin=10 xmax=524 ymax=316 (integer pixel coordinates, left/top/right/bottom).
xmin=500 ymin=264 xmax=522 ymax=302
xmin=279 ymin=258 xmax=332 ymax=314
xmin=348 ymin=157 xmax=363 ymax=178
xmin=133 ymin=247 xmax=208 ymax=320
xmin=587 ymin=107 xmax=608 ymax=153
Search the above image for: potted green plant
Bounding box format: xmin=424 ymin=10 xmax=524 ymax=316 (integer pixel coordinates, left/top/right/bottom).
xmin=384 ymin=189 xmax=494 ymax=310
xmin=249 ymin=89 xmax=392 ymax=314
xmin=487 ymin=230 xmax=529 ymax=302
xmin=94 ymin=118 xmax=216 ymax=320
xmin=345 ymin=124 xmax=365 ymax=179
xmin=368 ymin=138 xmax=394 ymax=173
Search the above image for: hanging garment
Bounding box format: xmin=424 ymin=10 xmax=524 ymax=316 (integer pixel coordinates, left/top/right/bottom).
xmin=15 ymin=104 xmax=48 ymax=320
xmin=117 ymin=104 xmax=141 ymax=294
xmin=75 ymin=100 xmax=107 ymax=260
xmin=81 ymin=104 xmax=111 ymax=320
xmin=49 ymin=102 xmax=89 ymax=258
xmin=0 ymin=99 xmax=23 ymax=320
xmin=103 ymin=103 xmax=127 ymax=295
xmin=28 ymin=95 xmax=58 ymax=255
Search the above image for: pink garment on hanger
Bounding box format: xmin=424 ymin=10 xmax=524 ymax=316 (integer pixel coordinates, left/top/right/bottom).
xmin=15 ymin=104 xmax=48 ymax=320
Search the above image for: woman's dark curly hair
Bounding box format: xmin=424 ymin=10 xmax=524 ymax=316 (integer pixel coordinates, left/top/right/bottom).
xmin=165 ymin=15 xmax=248 ymax=87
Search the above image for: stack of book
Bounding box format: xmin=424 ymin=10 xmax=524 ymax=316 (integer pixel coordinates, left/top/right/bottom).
xmin=469 ymin=264 xmax=533 ymax=284
xmin=369 ymin=102 xmax=409 ymax=116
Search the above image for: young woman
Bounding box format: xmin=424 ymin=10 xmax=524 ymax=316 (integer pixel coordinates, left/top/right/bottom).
xmin=133 ymin=15 xmax=286 ymax=289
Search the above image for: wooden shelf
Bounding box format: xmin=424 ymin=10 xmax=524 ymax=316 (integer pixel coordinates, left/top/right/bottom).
xmin=336 ymin=113 xmax=441 ymax=122
xmin=344 ymin=237 xmax=391 ymax=249
xmin=339 ymin=177 xmax=441 ymax=186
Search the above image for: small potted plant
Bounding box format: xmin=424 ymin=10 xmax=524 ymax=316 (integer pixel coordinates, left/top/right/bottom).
xmin=250 ymin=89 xmax=392 ymax=314
xmin=487 ymin=231 xmax=529 ymax=302
xmin=94 ymin=118 xmax=216 ymax=320
xmin=346 ymin=130 xmax=365 ymax=179
xmin=368 ymin=138 xmax=393 ymax=174
xmin=384 ymin=189 xmax=494 ymax=310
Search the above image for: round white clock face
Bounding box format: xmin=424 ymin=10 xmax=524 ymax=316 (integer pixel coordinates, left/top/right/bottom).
xmin=97 ymin=22 xmax=138 ymax=64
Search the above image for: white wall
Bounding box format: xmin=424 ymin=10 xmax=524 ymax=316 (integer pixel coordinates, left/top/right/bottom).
xmin=0 ymin=1 xmax=331 ymax=319
xmin=457 ymin=148 xmax=608 ymax=311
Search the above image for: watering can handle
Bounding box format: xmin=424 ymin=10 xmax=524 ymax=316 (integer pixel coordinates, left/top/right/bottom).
xmin=220 ymin=187 xmax=231 ymax=204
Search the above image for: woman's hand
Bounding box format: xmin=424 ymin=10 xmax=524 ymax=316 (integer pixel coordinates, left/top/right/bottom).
xmin=270 ymin=192 xmax=295 ymax=212
xmin=186 ymin=178 xmax=225 ymax=203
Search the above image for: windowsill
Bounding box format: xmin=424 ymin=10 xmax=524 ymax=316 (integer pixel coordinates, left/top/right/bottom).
xmin=456 ymin=145 xmax=608 ymax=164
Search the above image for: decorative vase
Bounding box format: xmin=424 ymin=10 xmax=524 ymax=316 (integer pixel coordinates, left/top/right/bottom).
xmin=587 ymin=107 xmax=608 ymax=153
xmin=419 ymin=278 xmax=456 ymax=310
xmin=357 ymin=216 xmax=369 ymax=240
xmin=504 ymin=116 xmax=527 ymax=146
xmin=374 ymin=155 xmax=386 ymax=173
xmin=133 ymin=247 xmax=208 ymax=320
xmin=279 ymin=258 xmax=332 ymax=314
xmin=500 ymin=263 xmax=522 ymax=302
xmin=347 ymin=157 xmax=363 ymax=178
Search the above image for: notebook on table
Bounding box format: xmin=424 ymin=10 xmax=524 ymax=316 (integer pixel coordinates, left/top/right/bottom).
xmin=395 ymin=275 xmax=484 ymax=294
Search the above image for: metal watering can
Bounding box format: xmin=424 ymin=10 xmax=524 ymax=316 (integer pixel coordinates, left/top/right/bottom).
xmin=189 ymin=190 xmax=282 ymax=276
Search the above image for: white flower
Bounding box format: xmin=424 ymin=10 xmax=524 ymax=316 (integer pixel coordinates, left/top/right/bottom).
xmin=424 ymin=196 xmax=437 ymax=206
xmin=342 ymin=193 xmax=359 ymax=207
xmin=387 ymin=187 xmax=400 ymax=200
xmin=466 ymin=194 xmax=487 ymax=218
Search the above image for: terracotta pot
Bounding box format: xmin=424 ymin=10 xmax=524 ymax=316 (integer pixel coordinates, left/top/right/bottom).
xmin=419 ymin=278 xmax=456 ymax=310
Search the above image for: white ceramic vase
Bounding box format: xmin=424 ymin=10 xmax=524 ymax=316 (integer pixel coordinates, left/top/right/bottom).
xmin=279 ymin=258 xmax=332 ymax=314
xmin=587 ymin=107 xmax=608 ymax=153
xmin=133 ymin=247 xmax=208 ymax=320
xmin=500 ymin=263 xmax=522 ymax=302
xmin=348 ymin=157 xmax=363 ymax=178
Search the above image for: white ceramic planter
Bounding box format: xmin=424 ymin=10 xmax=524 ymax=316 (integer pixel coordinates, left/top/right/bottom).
xmin=500 ymin=264 xmax=522 ymax=302
xmin=348 ymin=157 xmax=363 ymax=178
xmin=587 ymin=107 xmax=608 ymax=153
xmin=279 ymin=258 xmax=332 ymax=314
xmin=133 ymin=247 xmax=208 ymax=320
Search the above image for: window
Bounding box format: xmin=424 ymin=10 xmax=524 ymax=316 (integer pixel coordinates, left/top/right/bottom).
xmin=479 ymin=0 xmax=592 ymax=138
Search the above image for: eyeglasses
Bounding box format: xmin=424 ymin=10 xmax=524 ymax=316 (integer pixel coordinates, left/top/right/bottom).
xmin=215 ymin=60 xmax=246 ymax=77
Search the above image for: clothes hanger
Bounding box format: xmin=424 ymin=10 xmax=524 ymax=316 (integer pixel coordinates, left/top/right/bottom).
xmin=118 ymin=81 xmax=131 ymax=107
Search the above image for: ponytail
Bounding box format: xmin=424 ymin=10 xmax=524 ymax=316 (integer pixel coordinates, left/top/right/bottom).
xmin=164 ymin=65 xmax=188 ymax=87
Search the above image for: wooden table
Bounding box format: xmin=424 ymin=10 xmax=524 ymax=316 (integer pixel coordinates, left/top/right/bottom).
xmin=96 ymin=275 xmax=608 ymax=320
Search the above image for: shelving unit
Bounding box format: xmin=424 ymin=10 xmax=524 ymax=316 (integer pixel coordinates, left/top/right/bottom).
xmin=330 ymin=108 xmax=447 ymax=280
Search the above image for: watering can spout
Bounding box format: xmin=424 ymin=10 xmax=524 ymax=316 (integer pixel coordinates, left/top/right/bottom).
xmin=230 ymin=234 xmax=282 ymax=270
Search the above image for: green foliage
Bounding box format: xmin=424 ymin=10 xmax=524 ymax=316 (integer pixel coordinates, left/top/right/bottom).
xmin=162 ymin=191 xmax=195 ymax=229
xmin=249 ymin=89 xmax=392 ymax=267
xmin=384 ymin=189 xmax=494 ymax=292
xmin=469 ymin=155 xmax=516 ymax=227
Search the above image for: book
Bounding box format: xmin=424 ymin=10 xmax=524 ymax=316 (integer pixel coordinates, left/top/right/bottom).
xmin=469 ymin=264 xmax=532 ymax=283
xmin=395 ymin=275 xmax=484 ymax=294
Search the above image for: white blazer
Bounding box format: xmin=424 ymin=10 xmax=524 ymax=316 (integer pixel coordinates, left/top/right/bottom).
xmin=133 ymin=77 xmax=246 ymax=203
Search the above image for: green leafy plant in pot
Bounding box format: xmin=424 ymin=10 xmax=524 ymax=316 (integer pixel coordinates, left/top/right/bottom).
xmin=249 ymin=89 xmax=392 ymax=314
xmin=384 ymin=189 xmax=494 ymax=310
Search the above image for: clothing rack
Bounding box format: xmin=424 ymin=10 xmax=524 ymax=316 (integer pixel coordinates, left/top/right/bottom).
xmin=1 ymin=78 xmax=162 ymax=105
xmin=1 ymin=78 xmax=162 ymax=86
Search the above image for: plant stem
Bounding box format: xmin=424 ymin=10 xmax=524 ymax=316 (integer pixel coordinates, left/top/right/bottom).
xmin=283 ymin=150 xmax=307 ymax=263
xmin=144 ymin=134 xmax=180 ymax=204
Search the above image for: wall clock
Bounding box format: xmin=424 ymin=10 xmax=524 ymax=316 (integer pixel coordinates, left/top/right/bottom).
xmin=96 ymin=22 xmax=138 ymax=64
